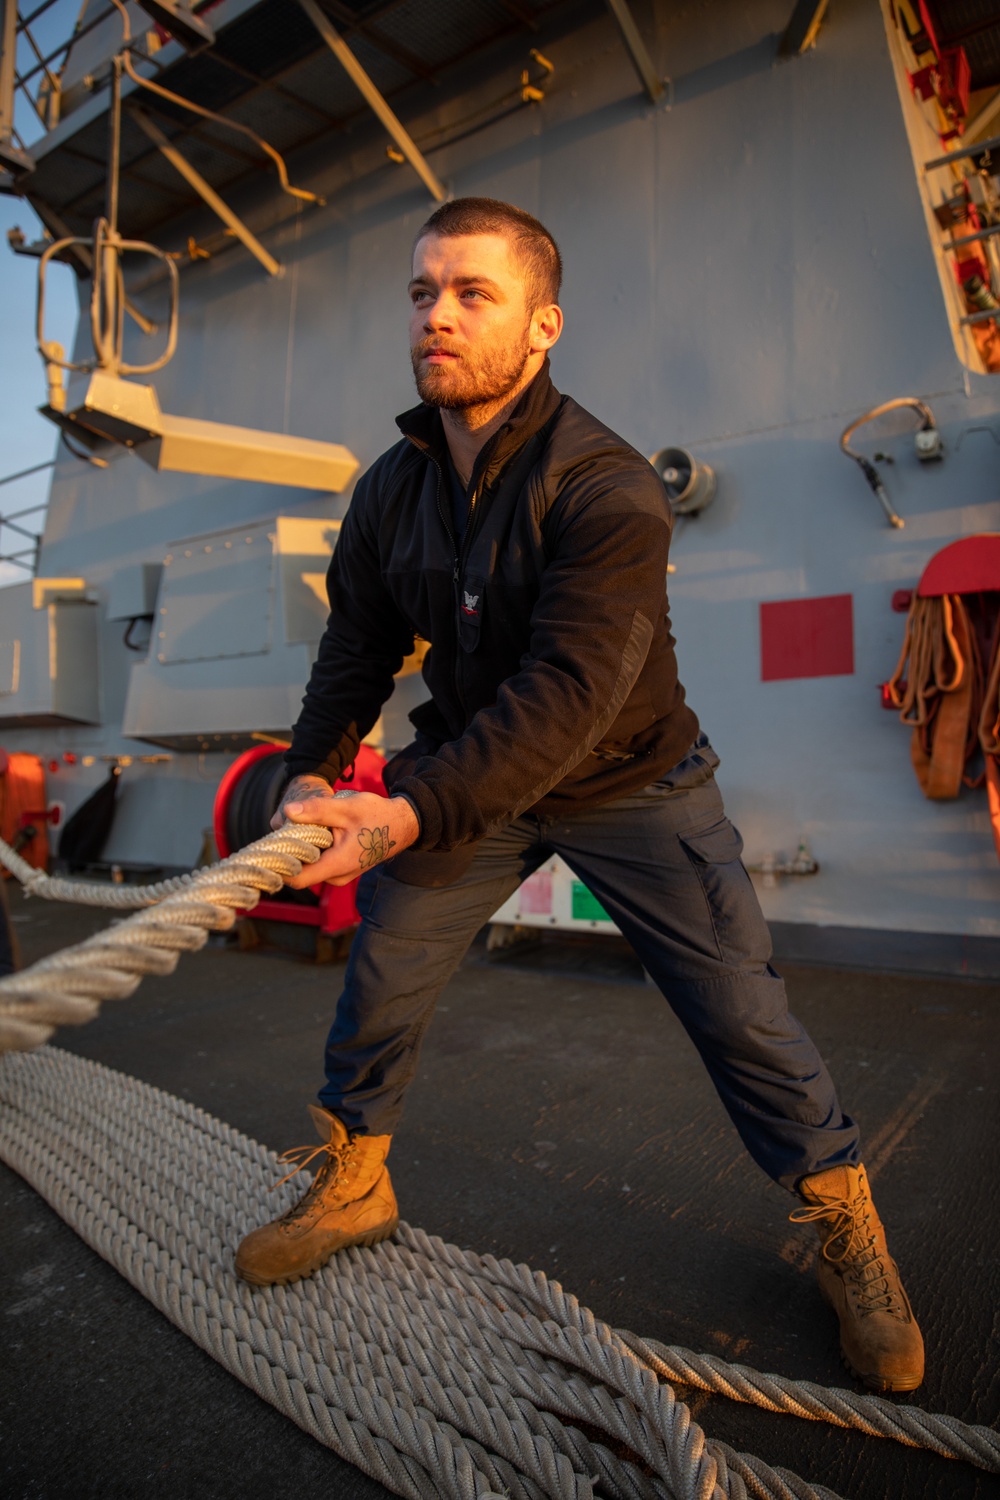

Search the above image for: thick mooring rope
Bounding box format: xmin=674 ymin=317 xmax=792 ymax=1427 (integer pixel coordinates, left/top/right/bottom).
xmin=0 ymin=833 xmax=996 ymax=1499
xmin=0 ymin=830 xmax=233 ymax=910
xmin=0 ymin=823 xmax=335 ymax=1051
xmin=0 ymin=1047 xmax=825 ymax=1500
xmin=617 ymin=1337 xmax=1000 ymax=1471
xmin=0 ymin=1046 xmax=811 ymax=1500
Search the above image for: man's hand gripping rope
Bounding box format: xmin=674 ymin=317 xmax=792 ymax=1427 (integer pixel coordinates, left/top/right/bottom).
xmin=274 ymin=776 xmax=420 ymax=888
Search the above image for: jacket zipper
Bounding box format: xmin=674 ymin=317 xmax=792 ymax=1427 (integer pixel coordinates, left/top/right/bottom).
xmin=432 ymin=458 xmax=458 ymax=574
xmin=459 ymin=476 xmax=487 ymax=566
xmin=432 ymin=459 xmax=468 ymax=720
xmin=434 ymin=452 xmax=492 ymax=723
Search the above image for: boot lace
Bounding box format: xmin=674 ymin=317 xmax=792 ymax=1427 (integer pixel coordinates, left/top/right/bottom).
xmin=272 ymin=1138 xmax=358 ymax=1213
xmin=789 ymin=1190 xmax=902 ymax=1317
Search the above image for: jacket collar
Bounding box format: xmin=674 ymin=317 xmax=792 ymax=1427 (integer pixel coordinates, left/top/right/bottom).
xmin=395 ymin=358 xmax=562 ymax=491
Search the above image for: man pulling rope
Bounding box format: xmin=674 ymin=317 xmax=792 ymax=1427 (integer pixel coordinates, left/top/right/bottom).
xmin=233 ymin=198 xmax=924 ymax=1396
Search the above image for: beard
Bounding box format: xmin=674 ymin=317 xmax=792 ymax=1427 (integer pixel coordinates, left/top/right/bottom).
xmin=411 ymin=324 xmax=533 ymax=412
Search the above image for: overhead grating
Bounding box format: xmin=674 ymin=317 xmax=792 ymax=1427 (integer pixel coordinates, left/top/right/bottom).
xmin=922 ymin=0 xmax=1000 ymax=92
xmin=14 ymin=0 xmax=587 ymax=244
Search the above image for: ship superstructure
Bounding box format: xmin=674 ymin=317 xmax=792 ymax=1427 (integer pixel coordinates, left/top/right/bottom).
xmin=1 ymin=0 xmax=999 ymax=969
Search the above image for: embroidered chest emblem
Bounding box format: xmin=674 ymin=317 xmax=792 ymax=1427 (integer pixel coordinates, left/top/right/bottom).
xmin=461 ymin=591 xmax=480 ymax=617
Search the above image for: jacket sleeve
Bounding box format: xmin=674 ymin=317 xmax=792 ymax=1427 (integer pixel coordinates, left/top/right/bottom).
xmin=284 ymin=467 xmax=415 ymax=784
xmin=391 ymin=470 xmax=671 ymax=850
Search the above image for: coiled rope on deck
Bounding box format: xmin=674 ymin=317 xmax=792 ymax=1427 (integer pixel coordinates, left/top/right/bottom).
xmin=3 ymin=1046 xmax=819 ymax=1500
xmin=0 ymin=830 xmax=997 ymax=1499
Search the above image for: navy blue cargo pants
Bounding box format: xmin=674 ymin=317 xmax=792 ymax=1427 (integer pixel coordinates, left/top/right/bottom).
xmin=318 ymin=740 xmax=860 ymax=1192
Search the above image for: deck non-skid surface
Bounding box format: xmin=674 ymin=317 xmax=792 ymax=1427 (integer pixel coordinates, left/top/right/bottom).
xmin=1 ymin=898 xmax=998 ymax=1500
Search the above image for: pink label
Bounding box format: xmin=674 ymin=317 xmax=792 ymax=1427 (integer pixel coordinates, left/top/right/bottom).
xmin=519 ymin=871 xmax=553 ymax=915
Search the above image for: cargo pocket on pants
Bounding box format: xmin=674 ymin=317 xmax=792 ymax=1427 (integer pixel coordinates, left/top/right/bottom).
xmin=679 ymin=819 xmax=760 ymax=966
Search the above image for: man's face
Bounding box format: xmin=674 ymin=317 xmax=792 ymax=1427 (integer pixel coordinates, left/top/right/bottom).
xmin=409 ymin=232 xmax=535 ymax=409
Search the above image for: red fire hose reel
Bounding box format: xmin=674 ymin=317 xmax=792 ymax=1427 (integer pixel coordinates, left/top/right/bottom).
xmin=881 ymin=533 xmax=1000 ymax=706
xmin=213 ymin=743 xmax=387 ymax=955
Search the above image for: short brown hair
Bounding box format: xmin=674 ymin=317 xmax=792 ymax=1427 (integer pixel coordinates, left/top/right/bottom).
xmin=415 ymin=197 xmax=562 ymax=310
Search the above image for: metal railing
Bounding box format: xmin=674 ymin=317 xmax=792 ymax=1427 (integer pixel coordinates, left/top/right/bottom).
xmin=12 ymin=1 xmax=117 ymax=134
xmin=0 ymin=494 xmax=46 ymax=573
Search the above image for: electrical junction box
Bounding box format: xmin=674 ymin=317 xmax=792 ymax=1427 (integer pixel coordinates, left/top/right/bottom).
xmin=491 ymin=856 xmax=621 ymax=935
xmin=0 ymin=581 xmax=100 ymax=726
xmin=122 ymin=515 xmax=429 ymax=753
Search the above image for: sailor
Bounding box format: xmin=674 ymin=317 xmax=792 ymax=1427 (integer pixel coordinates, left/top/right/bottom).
xmin=235 ymin=198 xmax=924 ymax=1394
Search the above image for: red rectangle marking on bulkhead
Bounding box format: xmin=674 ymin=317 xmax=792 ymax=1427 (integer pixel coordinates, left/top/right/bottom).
xmin=760 ymin=594 xmax=854 ymax=681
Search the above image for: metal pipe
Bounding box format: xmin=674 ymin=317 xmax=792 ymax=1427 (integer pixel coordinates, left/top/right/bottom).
xmin=2 ymin=501 xmax=48 ymax=521
xmin=130 ymin=107 xmax=284 ymax=277
xmin=13 ymin=68 xmax=48 ymax=128
xmin=19 ymin=16 xmax=62 ymax=100
xmin=924 ymin=132 xmax=1000 ymax=171
xmin=945 ymin=223 xmax=1000 ymax=250
xmin=0 ymin=465 xmax=54 ymax=492
xmin=0 ymin=0 xmax=18 ymax=147
xmin=91 ymin=219 xmax=124 ymax=373
xmin=0 ymin=468 xmax=51 ymax=492
xmin=960 ymin=306 xmax=1000 ymax=325
xmin=839 ymin=398 xmax=937 ymax=531
xmin=120 ymin=44 xmax=322 ymax=203
xmin=106 ymin=53 xmax=121 ymax=235
xmin=27 ymin=194 xmax=158 ymax=337
xmin=0 ymin=515 xmax=45 ymax=541
xmin=604 ymin=0 xmax=663 ymax=103
xmin=38 ymin=234 xmax=101 ymax=373
xmin=297 ymin=0 xmax=447 ymax=201
xmin=17 ymin=0 xmax=63 ymax=31
xmin=16 ymin=2 xmax=117 ymax=86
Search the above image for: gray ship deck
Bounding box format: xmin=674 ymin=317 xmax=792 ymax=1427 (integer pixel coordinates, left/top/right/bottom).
xmin=1 ymin=899 xmax=998 ymax=1500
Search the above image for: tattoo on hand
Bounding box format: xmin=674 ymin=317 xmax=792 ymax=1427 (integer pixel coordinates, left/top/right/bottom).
xmin=285 ymin=777 xmax=330 ymax=805
xmin=357 ymin=825 xmax=396 ymax=870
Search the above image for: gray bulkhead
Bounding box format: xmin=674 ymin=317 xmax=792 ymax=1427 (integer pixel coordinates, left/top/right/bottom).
xmin=4 ymin=0 xmax=999 ymax=941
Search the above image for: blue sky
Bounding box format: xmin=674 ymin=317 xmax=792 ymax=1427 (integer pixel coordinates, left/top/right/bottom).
xmin=0 ymin=1 xmax=87 ymax=587
xmin=0 ymin=197 xmax=78 ymax=587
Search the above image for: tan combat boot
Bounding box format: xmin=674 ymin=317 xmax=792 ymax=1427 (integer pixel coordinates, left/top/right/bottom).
xmin=235 ymin=1105 xmax=398 ymax=1286
xmin=791 ymin=1162 xmax=924 ymax=1393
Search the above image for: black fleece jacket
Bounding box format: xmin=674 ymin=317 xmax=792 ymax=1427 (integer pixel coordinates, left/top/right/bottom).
xmin=285 ymin=363 xmax=699 ymax=853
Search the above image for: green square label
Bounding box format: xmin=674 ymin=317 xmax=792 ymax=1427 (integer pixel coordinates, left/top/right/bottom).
xmin=571 ymin=881 xmax=612 ymax=922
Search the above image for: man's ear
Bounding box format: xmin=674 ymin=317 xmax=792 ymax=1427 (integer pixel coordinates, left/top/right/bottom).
xmin=530 ymin=302 xmax=563 ymax=354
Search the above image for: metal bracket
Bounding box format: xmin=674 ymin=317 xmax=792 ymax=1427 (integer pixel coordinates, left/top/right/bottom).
xmin=778 ymin=0 xmax=831 ymax=58
xmin=131 ymin=107 xmax=283 ymax=278
xmin=298 ymin=0 xmax=447 ymax=203
xmin=605 ymin=0 xmax=665 ymax=104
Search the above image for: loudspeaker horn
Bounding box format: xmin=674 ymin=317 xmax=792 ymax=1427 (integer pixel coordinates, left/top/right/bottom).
xmin=650 ymin=446 xmax=717 ymax=515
